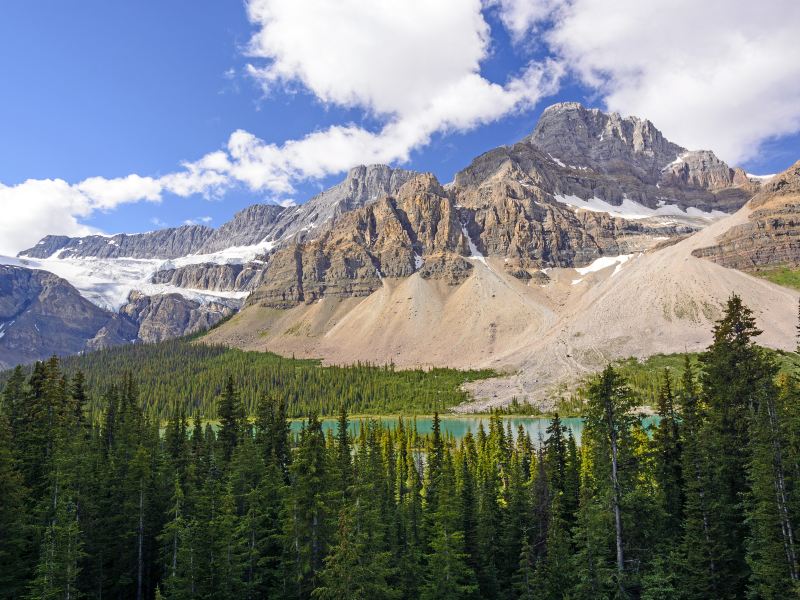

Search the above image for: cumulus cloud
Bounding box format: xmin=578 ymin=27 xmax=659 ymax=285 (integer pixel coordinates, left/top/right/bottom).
xmin=4 ymin=0 xmax=797 ymax=255
xmin=1 ymin=0 xmax=562 ymax=255
xmin=495 ymin=0 xmax=800 ymax=163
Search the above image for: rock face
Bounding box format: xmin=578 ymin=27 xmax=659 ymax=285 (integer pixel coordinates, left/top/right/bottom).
xmin=528 ymin=101 xmax=685 ymax=176
xmin=21 ymin=225 xmax=214 ymax=260
xmin=247 ymin=172 xmax=685 ymax=308
xmin=693 ymin=162 xmax=800 ymax=270
xmin=19 ymin=165 xmax=417 ymax=263
xmin=0 ymin=265 xmax=138 ymax=369
xmin=517 ymin=102 xmax=755 ymax=212
xmin=248 ymin=174 xmax=470 ymax=308
xmin=198 ymin=204 xmax=286 ymax=253
xmin=0 ymin=265 xmax=239 ymax=368
xmin=258 ymin=164 xmax=419 ymax=244
xmin=151 ymin=263 xmax=265 ymax=292
xmin=120 ymin=292 xmax=235 ymax=343
xmin=4 ymin=102 xmax=772 ymax=369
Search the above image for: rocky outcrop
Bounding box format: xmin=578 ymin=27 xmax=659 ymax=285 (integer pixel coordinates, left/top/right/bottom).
xmin=693 ymin=161 xmax=800 ymax=270
xmin=21 ymin=225 xmax=214 ymax=260
xmin=198 ymin=205 xmax=286 ymax=253
xmin=151 ymin=263 xmax=265 ymax=292
xmin=120 ymin=291 xmax=235 ymax=343
xmin=20 ymin=166 xmax=418 ymax=261
xmin=259 ymin=164 xmax=419 ymax=244
xmin=248 ymin=174 xmax=467 ymax=308
xmin=247 ymin=171 xmax=687 ymax=307
xmin=0 ymin=265 xmax=138 ymax=369
xmin=513 ymin=102 xmax=756 ymax=212
xmin=528 ymin=101 xmax=685 ymax=176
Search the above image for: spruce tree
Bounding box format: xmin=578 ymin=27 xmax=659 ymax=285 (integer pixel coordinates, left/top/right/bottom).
xmin=283 ymin=413 xmax=335 ymax=598
xmin=0 ymin=412 xmax=31 ymax=597
xmin=700 ymin=294 xmax=773 ymax=596
xmin=218 ymin=375 xmax=244 ymax=462
xmin=652 ymin=369 xmax=683 ymax=537
xmin=583 ymin=365 xmax=638 ymax=596
xmin=312 ymin=507 xmax=400 ymax=600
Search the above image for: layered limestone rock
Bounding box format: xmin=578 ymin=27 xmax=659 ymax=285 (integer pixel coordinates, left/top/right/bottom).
xmin=516 ymin=102 xmax=756 ymax=212
xmin=248 ymin=174 xmax=469 ymax=308
xmin=693 ymin=162 xmax=800 ymax=270
xmin=151 ymin=263 xmax=266 ymax=292
xmin=198 ymin=204 xmax=285 ymax=253
xmin=528 ymin=101 xmax=685 ymax=176
xmin=21 ymin=225 xmax=213 ymax=260
xmin=0 ymin=265 xmax=138 ymax=368
xmin=247 ymin=170 xmax=687 ymax=307
xmin=120 ymin=291 xmax=236 ymax=343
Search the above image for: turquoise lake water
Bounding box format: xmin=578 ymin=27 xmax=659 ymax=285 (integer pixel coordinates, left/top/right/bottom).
xmin=290 ymin=415 xmax=658 ymax=445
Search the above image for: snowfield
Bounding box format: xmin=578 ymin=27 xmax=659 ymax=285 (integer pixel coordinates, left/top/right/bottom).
xmin=553 ymin=194 xmax=728 ymax=222
xmin=0 ymin=238 xmax=276 ymax=311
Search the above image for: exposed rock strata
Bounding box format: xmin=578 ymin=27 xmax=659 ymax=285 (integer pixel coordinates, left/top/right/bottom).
xmin=693 ymin=162 xmax=800 ymax=270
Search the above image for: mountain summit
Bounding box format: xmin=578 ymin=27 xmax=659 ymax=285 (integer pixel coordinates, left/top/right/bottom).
xmin=2 ymin=103 xmax=794 ymax=397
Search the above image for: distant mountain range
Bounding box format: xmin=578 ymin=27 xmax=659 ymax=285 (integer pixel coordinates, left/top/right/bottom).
xmin=2 ymin=102 xmax=797 ymax=406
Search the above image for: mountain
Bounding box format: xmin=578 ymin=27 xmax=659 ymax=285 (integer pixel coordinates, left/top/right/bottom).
xmin=0 ymin=265 xmax=137 ymax=369
xmin=3 ymin=102 xmax=793 ymax=405
xmin=693 ymin=161 xmax=800 ymax=269
xmin=206 ymin=182 xmax=798 ymax=409
xmin=0 ymin=265 xmax=235 ymax=368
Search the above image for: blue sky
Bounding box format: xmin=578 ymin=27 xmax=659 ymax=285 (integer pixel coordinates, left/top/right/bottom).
xmin=1 ymin=0 xmax=798 ymax=254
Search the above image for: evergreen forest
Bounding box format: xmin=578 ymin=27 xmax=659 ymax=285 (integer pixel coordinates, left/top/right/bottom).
xmin=1 ymin=295 xmax=800 ymax=599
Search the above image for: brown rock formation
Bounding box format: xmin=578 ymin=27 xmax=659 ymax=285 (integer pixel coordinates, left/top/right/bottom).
xmin=692 ymin=161 xmax=800 ymax=270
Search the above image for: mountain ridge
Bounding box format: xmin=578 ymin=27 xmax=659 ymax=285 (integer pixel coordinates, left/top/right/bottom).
xmin=2 ymin=102 xmax=789 ymax=395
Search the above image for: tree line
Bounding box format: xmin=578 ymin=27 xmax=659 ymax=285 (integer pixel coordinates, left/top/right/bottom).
xmin=0 ymin=340 xmax=496 ymax=423
xmin=1 ymin=294 xmax=799 ymax=598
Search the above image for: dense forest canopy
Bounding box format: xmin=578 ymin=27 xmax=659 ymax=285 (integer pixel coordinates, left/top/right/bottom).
xmin=1 ymin=295 xmax=800 ymax=599
xmin=0 ymin=341 xmax=497 ymax=422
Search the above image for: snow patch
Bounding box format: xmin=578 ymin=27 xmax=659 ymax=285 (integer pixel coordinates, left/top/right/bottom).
xmin=414 ymin=253 xmax=424 ymax=270
xmin=553 ymin=194 xmax=727 ymax=221
xmin=575 ymin=254 xmax=633 ymax=276
xmin=661 ymin=152 xmax=689 ymax=171
xmin=746 ymin=173 xmax=776 ymax=181
xmin=548 ymin=154 xmax=566 ymax=168
xmin=461 ymin=225 xmax=486 ymax=264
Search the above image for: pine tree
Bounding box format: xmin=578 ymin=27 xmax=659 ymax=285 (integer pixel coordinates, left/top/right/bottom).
xmin=583 ymin=365 xmax=639 ymax=596
xmin=652 ymin=369 xmax=683 ymax=537
xmin=420 ymin=451 xmax=477 ymax=600
xmin=283 ymin=413 xmax=335 ymax=598
xmin=532 ymin=496 xmax=574 ymax=600
xmin=744 ymin=369 xmax=799 ymax=596
xmin=255 ymin=392 xmax=291 ymax=478
xmin=218 ymin=375 xmax=244 ymax=462
xmin=678 ymin=356 xmax=719 ymax=599
xmin=0 ymin=411 xmax=31 ymax=597
xmin=335 ymin=404 xmax=353 ymax=501
xmin=700 ymin=294 xmax=774 ymax=596
xmin=512 ymin=530 xmax=536 ymax=600
xmin=312 ymin=508 xmax=400 ymax=600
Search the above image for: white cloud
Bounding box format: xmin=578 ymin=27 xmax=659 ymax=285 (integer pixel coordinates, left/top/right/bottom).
xmin=183 ymin=216 xmax=214 ymax=225
xmin=489 ymin=0 xmax=558 ymax=41
xmin=0 ymin=0 xmax=562 ymax=255
xmin=7 ymin=0 xmax=796 ymax=256
xmin=150 ymin=217 xmax=167 ymax=228
xmin=495 ymin=0 xmax=800 ymax=164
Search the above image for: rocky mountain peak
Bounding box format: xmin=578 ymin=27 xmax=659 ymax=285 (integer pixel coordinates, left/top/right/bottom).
xmin=528 ymin=102 xmax=685 ymax=176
